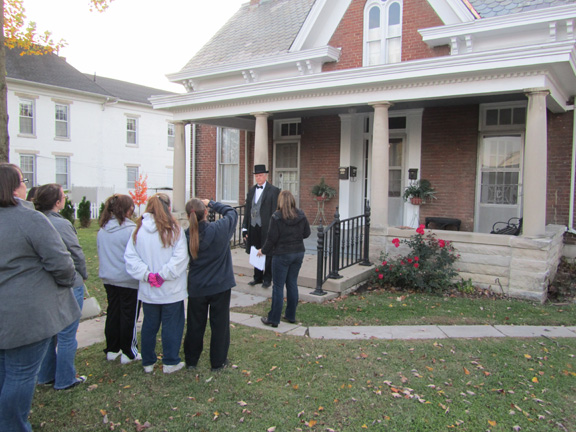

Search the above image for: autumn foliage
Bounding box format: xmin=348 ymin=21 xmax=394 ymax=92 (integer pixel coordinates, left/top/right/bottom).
xmin=129 ymin=174 xmax=148 ymax=215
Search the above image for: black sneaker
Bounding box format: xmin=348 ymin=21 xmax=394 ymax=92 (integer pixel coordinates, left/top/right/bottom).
xmin=211 ymin=359 xmax=229 ymax=372
xmin=282 ymin=316 xmax=296 ymax=324
xmin=261 ymin=317 xmax=278 ymax=328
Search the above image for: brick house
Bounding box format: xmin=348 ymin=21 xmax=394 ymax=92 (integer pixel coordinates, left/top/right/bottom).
xmin=152 ymin=0 xmax=576 ymax=301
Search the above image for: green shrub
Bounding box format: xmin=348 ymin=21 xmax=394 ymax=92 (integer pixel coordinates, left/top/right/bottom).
xmin=371 ymin=224 xmax=459 ymax=293
xmin=99 ymin=202 xmax=105 ymax=220
xmin=60 ymin=197 xmax=75 ymax=225
xmin=78 ymin=196 xmax=91 ymax=228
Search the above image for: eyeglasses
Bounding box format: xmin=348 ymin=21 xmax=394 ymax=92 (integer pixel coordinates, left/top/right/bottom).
xmin=21 ymin=178 xmax=29 ymax=185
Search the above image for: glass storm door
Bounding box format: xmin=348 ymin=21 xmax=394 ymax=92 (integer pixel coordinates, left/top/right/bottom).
xmin=274 ymin=141 xmax=300 ymax=204
xmin=476 ymin=135 xmax=523 ymax=233
xmin=388 ymin=137 xmax=403 ymax=226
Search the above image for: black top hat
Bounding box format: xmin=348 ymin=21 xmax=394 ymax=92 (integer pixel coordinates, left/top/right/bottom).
xmin=253 ymin=164 xmax=269 ymax=174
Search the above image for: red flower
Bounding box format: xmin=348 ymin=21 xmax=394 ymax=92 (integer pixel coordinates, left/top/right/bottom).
xmin=416 ymin=224 xmax=425 ymax=235
xmin=375 ymin=268 xmax=379 ymax=272
xmin=407 ymin=258 xmax=413 ymax=263
xmin=414 ymin=256 xmax=419 ymax=262
xmin=400 ymin=261 xmax=405 ymax=265
xmin=382 ymin=261 xmax=387 ymax=266
xmin=378 ymin=273 xmax=384 ymax=280
xmin=438 ymin=239 xmax=446 ymax=248
xmin=414 ymin=263 xmax=419 ymax=268
xmin=392 ymin=238 xmax=400 ymax=248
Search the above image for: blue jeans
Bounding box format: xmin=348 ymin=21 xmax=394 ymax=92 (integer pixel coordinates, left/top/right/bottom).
xmin=141 ymin=301 xmax=184 ymax=367
xmin=267 ymin=252 xmax=305 ymax=325
xmin=37 ymin=285 xmax=84 ymax=389
xmin=0 ymin=338 xmax=51 ymax=432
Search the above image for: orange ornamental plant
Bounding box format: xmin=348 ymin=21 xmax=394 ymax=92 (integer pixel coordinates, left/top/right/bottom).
xmin=129 ymin=174 xmax=148 ymax=216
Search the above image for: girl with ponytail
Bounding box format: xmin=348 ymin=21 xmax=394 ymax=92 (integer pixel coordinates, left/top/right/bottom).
xmin=124 ymin=194 xmax=189 ymax=374
xmin=183 ymin=199 xmax=237 ymax=372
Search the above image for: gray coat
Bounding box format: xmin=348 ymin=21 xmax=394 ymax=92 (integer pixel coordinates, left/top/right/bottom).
xmin=44 ymin=211 xmax=88 ymax=287
xmin=0 ymin=202 xmax=80 ymax=349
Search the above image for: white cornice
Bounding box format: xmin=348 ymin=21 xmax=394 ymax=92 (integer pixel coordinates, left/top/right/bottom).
xmin=166 ymin=46 xmax=341 ymax=83
xmin=421 ymin=4 xmax=576 ymax=45
xmin=426 ymin=0 xmax=477 ymax=25
xmin=152 ymin=41 xmax=576 ymax=112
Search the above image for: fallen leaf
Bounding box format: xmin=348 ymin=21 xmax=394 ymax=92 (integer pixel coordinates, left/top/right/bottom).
xmin=488 ymin=420 xmax=497 ymax=426
xmin=532 ymin=377 xmax=539 ymax=383
xmin=463 ymin=367 xmax=470 ymax=375
xmin=267 ymin=427 xmax=276 ymax=431
xmin=237 ymin=401 xmax=248 ymax=406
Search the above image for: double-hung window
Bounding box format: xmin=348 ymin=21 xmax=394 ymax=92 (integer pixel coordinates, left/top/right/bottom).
xmin=55 ymin=104 xmax=70 ymax=138
xmin=55 ymin=156 xmax=70 ymax=189
xmin=19 ymin=99 xmax=35 ymax=135
xmin=20 ymin=154 xmax=36 ymax=187
xmin=167 ymin=123 xmax=175 ymax=148
xmin=126 ymin=117 xmax=138 ymax=145
xmin=127 ymin=166 xmax=139 ymax=189
xmin=217 ymin=128 xmax=239 ymax=202
xmin=363 ymin=0 xmax=403 ymax=66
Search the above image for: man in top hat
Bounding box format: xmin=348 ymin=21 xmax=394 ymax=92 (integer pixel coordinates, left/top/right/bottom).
xmin=242 ymin=164 xmax=280 ymax=288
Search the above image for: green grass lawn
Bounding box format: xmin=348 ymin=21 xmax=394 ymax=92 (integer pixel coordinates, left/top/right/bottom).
xmin=55 ymin=222 xmax=576 ymax=431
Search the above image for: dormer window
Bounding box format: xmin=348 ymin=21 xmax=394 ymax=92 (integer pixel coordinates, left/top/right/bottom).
xmin=364 ymin=0 xmax=403 ymax=66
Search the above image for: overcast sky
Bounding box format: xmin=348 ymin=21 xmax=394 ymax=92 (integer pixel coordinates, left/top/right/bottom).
xmin=22 ymin=0 xmax=247 ymax=92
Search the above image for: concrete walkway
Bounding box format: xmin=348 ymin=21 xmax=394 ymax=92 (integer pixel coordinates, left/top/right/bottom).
xmin=77 ymin=288 xmax=576 ymax=349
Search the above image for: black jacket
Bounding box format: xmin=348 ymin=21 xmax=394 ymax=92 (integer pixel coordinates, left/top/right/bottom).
xmin=261 ymin=209 xmax=311 ymax=256
xmin=242 ymin=181 xmax=280 ymax=253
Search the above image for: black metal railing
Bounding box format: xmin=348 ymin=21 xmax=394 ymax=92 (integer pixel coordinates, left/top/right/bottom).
xmin=208 ymin=204 xmax=246 ymax=248
xmin=312 ymin=202 xmax=371 ymax=295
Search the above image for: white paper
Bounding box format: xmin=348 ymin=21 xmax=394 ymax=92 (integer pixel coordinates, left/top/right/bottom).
xmin=249 ymin=246 xmax=266 ymax=271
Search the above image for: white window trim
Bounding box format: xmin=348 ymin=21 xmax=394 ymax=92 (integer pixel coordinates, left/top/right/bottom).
xmin=216 ymin=127 xmax=240 ymax=204
xmin=126 ymin=116 xmax=139 ymax=147
xmin=54 ymin=155 xmax=71 ymax=190
xmin=55 ymin=103 xmax=70 ymax=140
xmin=273 ymin=118 xmax=302 ymax=139
xmin=18 ymin=98 xmax=36 ymax=137
xmin=167 ymin=122 xmax=175 ymax=149
xmin=126 ymin=165 xmax=140 ymax=189
xmin=20 ymin=154 xmax=37 ymax=187
xmin=479 ymin=101 xmax=527 ymax=132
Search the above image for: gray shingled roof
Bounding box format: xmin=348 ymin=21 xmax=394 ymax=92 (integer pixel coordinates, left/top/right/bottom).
xmin=84 ymin=75 xmax=176 ymax=105
xmin=181 ymin=0 xmax=316 ymax=71
xmin=6 ymin=47 xmax=175 ymax=105
xmin=468 ymin=0 xmax=576 ymax=18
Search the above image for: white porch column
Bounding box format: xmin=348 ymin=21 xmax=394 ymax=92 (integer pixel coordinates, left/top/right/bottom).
xmin=172 ymin=121 xmax=186 ymax=213
xmin=369 ymin=102 xmax=392 ymax=230
xmin=523 ymin=88 xmax=549 ymax=237
xmin=252 ymin=112 xmax=270 ymax=168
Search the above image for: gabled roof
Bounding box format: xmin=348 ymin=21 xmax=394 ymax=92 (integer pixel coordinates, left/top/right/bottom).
xmin=181 ymin=0 xmax=316 ymax=71
xmin=6 ymin=47 xmax=175 ymax=105
xmin=83 ymin=74 xmax=175 ymax=105
xmin=468 ymin=0 xmax=576 ymax=18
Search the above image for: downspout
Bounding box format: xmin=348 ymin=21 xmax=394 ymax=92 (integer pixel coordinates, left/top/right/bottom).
xmin=568 ymin=108 xmax=576 ymax=234
xmin=191 ymin=123 xmax=196 ymax=197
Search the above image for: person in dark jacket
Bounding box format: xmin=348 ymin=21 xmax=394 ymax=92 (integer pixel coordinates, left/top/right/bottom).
xmin=258 ymin=190 xmax=311 ymax=327
xmin=242 ymin=164 xmax=280 ymax=288
xmin=184 ymin=199 xmax=238 ymax=371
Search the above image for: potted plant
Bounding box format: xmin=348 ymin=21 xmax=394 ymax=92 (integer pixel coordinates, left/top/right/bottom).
xmin=311 ymin=177 xmax=337 ymax=202
xmin=402 ymin=179 xmax=436 ymax=205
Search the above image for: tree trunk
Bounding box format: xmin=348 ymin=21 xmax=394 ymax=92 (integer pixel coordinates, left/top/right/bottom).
xmin=0 ymin=0 xmax=9 ymax=162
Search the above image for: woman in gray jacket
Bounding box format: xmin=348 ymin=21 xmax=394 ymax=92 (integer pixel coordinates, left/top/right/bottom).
xmin=0 ymin=163 xmax=78 ymax=432
xmin=97 ymin=194 xmax=141 ymax=364
xmin=34 ymin=184 xmax=88 ymax=390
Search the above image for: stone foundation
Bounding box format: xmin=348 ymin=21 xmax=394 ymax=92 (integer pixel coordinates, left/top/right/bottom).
xmin=370 ymin=225 xmax=566 ymax=303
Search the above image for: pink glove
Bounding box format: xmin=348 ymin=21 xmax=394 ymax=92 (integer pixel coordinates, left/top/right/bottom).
xmin=154 ymin=273 xmax=165 ymax=287
xmin=147 ymin=273 xmax=158 ymax=287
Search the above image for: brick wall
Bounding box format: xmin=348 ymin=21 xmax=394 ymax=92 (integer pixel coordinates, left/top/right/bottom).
xmin=420 ymin=105 xmax=480 ymax=231
xmin=299 ymin=116 xmax=341 ymax=222
xmin=547 ymin=111 xmax=573 ymax=225
xmin=323 ymin=0 xmax=448 ymax=72
xmin=193 ymin=124 xmax=218 ymax=200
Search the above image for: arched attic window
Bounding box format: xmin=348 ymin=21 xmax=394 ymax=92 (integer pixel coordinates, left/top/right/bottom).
xmin=363 ymin=0 xmax=403 ymax=66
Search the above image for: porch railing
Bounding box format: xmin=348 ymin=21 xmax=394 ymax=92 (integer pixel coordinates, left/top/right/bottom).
xmin=312 ymin=202 xmax=372 ymax=296
xmin=207 ymin=204 xmax=246 ymax=248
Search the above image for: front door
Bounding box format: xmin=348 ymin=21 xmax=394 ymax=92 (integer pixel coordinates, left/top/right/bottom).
xmin=274 ymin=141 xmax=300 ymax=204
xmin=475 ymin=134 xmax=523 ymax=232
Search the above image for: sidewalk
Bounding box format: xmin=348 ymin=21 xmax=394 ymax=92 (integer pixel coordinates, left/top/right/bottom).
xmin=77 ymin=287 xmax=576 ymax=349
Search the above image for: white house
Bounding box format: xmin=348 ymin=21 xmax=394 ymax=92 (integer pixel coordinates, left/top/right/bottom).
xmin=6 ymin=46 xmax=187 ymax=209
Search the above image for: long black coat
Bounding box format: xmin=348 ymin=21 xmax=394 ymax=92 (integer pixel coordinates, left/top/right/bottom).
xmin=242 ymin=182 xmax=280 ymax=253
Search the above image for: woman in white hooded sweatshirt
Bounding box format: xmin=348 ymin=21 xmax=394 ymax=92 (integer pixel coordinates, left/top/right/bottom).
xmin=97 ymin=194 xmax=140 ymax=364
xmin=124 ymin=194 xmax=189 ymax=374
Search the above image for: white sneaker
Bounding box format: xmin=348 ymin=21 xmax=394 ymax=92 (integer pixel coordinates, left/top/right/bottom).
xmin=106 ymin=351 xmax=121 ymax=361
xmin=143 ymin=365 xmax=154 ymax=373
xmin=163 ymin=362 xmax=185 ymax=374
xmin=120 ymin=353 xmax=142 ymax=364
